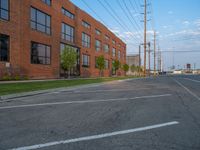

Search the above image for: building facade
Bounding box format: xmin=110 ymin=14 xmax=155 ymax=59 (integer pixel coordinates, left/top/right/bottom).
xmin=126 ymin=54 xmax=140 ymax=75
xmin=0 ymin=0 xmax=126 ymax=79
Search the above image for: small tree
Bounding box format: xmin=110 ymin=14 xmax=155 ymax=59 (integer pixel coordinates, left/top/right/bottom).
xmin=96 ymin=55 xmax=105 ymax=77
xmin=61 ymin=46 xmax=77 ymax=78
xmin=130 ymin=65 xmax=136 ymax=73
xmin=112 ymin=60 xmax=120 ymax=76
xmin=136 ymin=66 xmax=142 ymax=72
xmin=123 ymin=64 xmax=129 ymax=75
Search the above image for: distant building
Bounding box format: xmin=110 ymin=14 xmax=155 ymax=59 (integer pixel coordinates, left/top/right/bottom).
xmin=126 ymin=55 xmax=140 ymax=67
xmin=126 ymin=55 xmax=140 ymax=75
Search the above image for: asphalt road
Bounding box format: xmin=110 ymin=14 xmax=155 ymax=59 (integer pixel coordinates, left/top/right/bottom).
xmin=0 ymin=75 xmax=200 ymax=150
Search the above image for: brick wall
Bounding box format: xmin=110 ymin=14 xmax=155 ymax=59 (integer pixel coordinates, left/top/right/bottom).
xmin=0 ymin=0 xmax=126 ymax=79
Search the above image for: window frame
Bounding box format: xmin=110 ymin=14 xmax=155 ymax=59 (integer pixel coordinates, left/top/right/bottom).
xmin=112 ymin=48 xmax=116 ymax=57
xmin=82 ymin=32 xmax=91 ymax=48
xmin=105 ymin=59 xmax=109 ymax=69
xmin=31 ymin=41 xmax=51 ymax=65
xmin=82 ymin=20 xmax=91 ymax=29
xmin=30 ymin=7 xmax=51 ymax=35
xmin=104 ymin=44 xmax=109 ymax=53
xmin=0 ymin=0 xmax=10 ymax=21
xmin=118 ymin=50 xmax=121 ymax=60
xmin=42 ymin=0 xmax=51 ymax=6
xmin=105 ymin=35 xmax=110 ymax=40
xmin=62 ymin=7 xmax=75 ymax=19
xmin=0 ymin=34 xmax=9 ymax=62
xmin=82 ymin=54 xmax=90 ymax=67
xmin=61 ymin=22 xmax=74 ymax=43
xmin=95 ymin=29 xmax=101 ymax=35
xmin=95 ymin=39 xmax=101 ymax=52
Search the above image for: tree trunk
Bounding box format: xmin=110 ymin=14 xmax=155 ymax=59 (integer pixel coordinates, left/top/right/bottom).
xmin=68 ymin=69 xmax=70 ymax=79
xmin=99 ymin=70 xmax=103 ymax=77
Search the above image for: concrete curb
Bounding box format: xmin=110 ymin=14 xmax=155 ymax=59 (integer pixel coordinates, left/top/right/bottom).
xmin=0 ymin=77 xmax=146 ymax=102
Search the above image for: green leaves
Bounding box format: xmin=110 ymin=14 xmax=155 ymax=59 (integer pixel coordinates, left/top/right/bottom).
xmin=112 ymin=60 xmax=120 ymax=71
xmin=123 ymin=64 xmax=129 ymax=72
xmin=61 ymin=46 xmax=77 ymax=71
xmin=96 ymin=55 xmax=105 ymax=71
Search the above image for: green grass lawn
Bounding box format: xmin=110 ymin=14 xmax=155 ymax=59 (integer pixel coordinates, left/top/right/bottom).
xmin=0 ymin=76 xmax=138 ymax=96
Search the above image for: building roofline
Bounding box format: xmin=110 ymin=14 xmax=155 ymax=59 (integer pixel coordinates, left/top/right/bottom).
xmin=68 ymin=0 xmax=126 ymax=46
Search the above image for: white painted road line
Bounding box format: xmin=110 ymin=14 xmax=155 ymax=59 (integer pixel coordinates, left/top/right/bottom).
xmin=183 ymin=78 xmax=200 ymax=83
xmin=0 ymin=94 xmax=172 ymax=110
xmin=174 ymin=79 xmax=200 ymax=101
xmin=9 ymin=121 xmax=179 ymax=150
xmin=67 ymin=88 xmax=151 ymax=93
xmin=45 ymin=87 xmax=169 ymax=96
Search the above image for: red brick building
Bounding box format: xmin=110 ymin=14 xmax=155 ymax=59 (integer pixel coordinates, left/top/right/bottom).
xmin=0 ymin=0 xmax=126 ymax=79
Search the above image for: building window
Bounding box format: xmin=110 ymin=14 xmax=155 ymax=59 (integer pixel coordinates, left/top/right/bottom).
xmin=61 ymin=23 xmax=74 ymax=43
xmin=112 ymin=48 xmax=116 ymax=57
xmin=105 ymin=59 xmax=109 ymax=69
xmin=95 ymin=29 xmax=101 ymax=35
xmin=121 ymin=53 xmax=123 ymax=60
xmin=0 ymin=0 xmax=9 ymax=20
xmin=62 ymin=7 xmax=75 ymax=19
xmin=112 ymin=40 xmax=116 ymax=45
xmin=60 ymin=43 xmax=80 ymax=65
xmin=82 ymin=54 xmax=90 ymax=67
xmin=42 ymin=0 xmax=51 ymax=6
xmin=95 ymin=40 xmax=101 ymax=51
xmin=105 ymin=35 xmax=110 ymax=40
xmin=31 ymin=42 xmax=51 ymax=65
xmin=0 ymin=34 xmax=9 ymax=62
xmin=104 ymin=44 xmax=109 ymax=53
xmin=31 ymin=7 xmax=51 ymax=35
xmin=82 ymin=33 xmax=90 ymax=48
xmin=82 ymin=20 xmax=90 ymax=29
xmin=118 ymin=50 xmax=121 ymax=60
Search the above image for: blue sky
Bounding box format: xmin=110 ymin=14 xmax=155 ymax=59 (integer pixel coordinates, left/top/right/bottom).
xmin=70 ymin=0 xmax=200 ymax=70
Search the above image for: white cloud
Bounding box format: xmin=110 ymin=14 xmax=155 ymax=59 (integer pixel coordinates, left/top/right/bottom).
xmin=182 ymin=21 xmax=190 ymax=25
xmin=166 ymin=29 xmax=200 ymax=37
xmin=194 ymin=19 xmax=200 ymax=27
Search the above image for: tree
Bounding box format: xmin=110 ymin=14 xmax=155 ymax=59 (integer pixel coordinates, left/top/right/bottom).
xmin=130 ymin=65 xmax=143 ymax=76
xmin=96 ymin=55 xmax=105 ymax=77
xmin=61 ymin=46 xmax=77 ymax=78
xmin=130 ymin=65 xmax=136 ymax=73
xmin=136 ymin=66 xmax=143 ymax=72
xmin=112 ymin=60 xmax=120 ymax=76
xmin=123 ymin=64 xmax=129 ymax=75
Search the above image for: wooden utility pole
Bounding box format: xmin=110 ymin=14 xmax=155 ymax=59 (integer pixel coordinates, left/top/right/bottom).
xmin=139 ymin=45 xmax=141 ymax=76
xmin=148 ymin=42 xmax=151 ymax=76
xmin=154 ymin=31 xmax=156 ymax=76
xmin=160 ymin=50 xmax=162 ymax=72
xmin=143 ymin=0 xmax=147 ymax=76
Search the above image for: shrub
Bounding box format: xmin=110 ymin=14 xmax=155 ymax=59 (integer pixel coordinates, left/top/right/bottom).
xmin=2 ymin=75 xmax=12 ymax=81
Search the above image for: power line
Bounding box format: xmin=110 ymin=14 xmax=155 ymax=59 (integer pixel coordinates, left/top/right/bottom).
xmin=80 ymin=0 xmax=129 ymax=43
xmin=80 ymin=0 xmax=108 ymax=26
xmin=128 ymin=0 xmax=143 ymax=21
xmin=97 ymin=0 xmax=142 ymax=44
xmin=120 ymin=0 xmax=144 ymax=38
xmin=130 ymin=50 xmax=200 ymax=54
